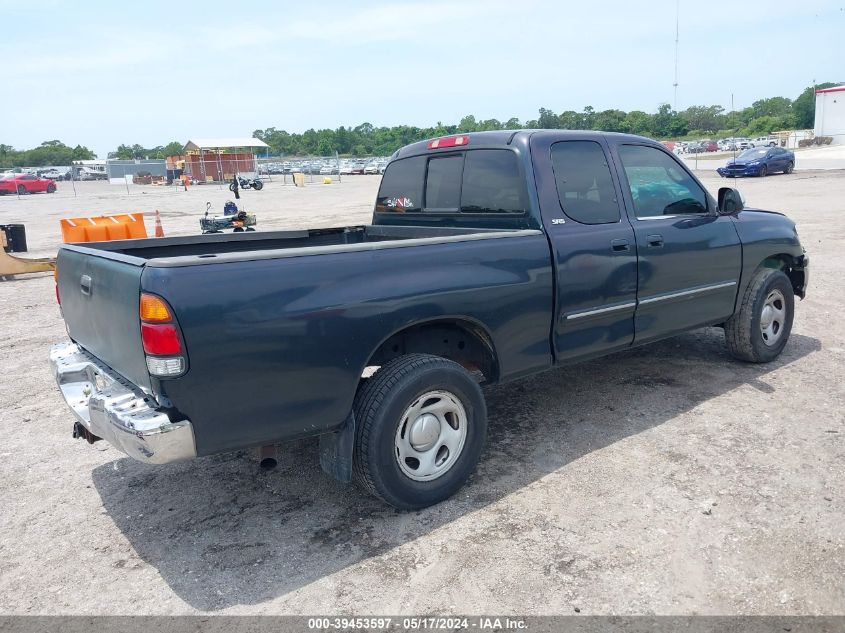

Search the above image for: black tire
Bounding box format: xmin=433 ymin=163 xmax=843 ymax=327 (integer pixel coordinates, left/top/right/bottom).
xmin=725 ymin=268 xmax=794 ymax=363
xmin=783 ymin=161 xmax=794 ymax=175
xmin=759 ymin=165 xmax=768 ymax=177
xmin=352 ymin=354 xmax=487 ymax=510
xmin=252 ymin=180 xmax=263 ymax=191
xmin=228 ymin=183 xmax=237 ymax=192
xmin=46 ymin=183 xmax=56 ymax=193
xmin=16 ymin=184 xmax=26 ymax=194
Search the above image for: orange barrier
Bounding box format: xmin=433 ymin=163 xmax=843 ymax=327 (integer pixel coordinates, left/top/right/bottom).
xmin=60 ymin=213 xmax=148 ymax=243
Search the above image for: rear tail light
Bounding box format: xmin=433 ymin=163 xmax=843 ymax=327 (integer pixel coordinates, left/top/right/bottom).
xmin=139 ymin=293 xmax=185 ymax=377
xmin=141 ymin=323 xmax=182 ymax=355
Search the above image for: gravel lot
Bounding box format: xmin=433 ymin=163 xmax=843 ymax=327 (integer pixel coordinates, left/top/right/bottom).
xmin=0 ymin=167 xmax=842 ymax=615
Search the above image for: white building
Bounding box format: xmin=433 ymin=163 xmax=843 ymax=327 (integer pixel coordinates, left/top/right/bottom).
xmin=814 ymin=85 xmax=845 ymax=145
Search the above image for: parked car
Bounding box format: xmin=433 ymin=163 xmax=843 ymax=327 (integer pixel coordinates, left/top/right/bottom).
xmin=319 ymin=165 xmax=335 ymax=175
xmin=41 ymin=168 xmax=70 ymax=180
xmin=718 ymin=139 xmax=737 ymax=152
xmin=733 ymin=138 xmax=752 ymax=150
xmin=363 ymin=162 xmax=380 ymax=174
xmin=350 ymin=163 xmax=366 ymax=175
xmin=340 ymin=163 xmax=355 ymax=175
xmin=50 ymin=130 xmax=808 ymax=510
xmin=686 ymin=142 xmax=705 ymax=153
xmin=0 ymin=173 xmax=57 ymax=194
xmin=751 ymin=136 xmax=779 ymax=148
xmin=717 ymin=147 xmax=795 ymax=178
xmin=702 ymin=140 xmax=719 ymax=152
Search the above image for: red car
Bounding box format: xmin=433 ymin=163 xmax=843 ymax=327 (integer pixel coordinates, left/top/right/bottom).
xmin=702 ymin=141 xmax=719 ymax=152
xmin=0 ymin=174 xmax=57 ymax=195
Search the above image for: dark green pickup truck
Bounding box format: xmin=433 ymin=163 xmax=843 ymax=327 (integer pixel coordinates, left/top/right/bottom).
xmin=50 ymin=131 xmax=808 ymax=509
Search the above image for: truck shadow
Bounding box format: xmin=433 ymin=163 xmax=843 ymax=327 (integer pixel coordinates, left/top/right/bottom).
xmin=91 ymin=329 xmax=820 ymax=610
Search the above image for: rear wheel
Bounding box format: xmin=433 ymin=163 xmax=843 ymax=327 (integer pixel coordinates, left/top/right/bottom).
xmin=725 ymin=268 xmax=794 ymax=363
xmin=353 ymin=354 xmax=487 ymax=510
xmin=252 ymin=180 xmax=263 ymax=191
xmin=783 ymin=161 xmax=794 ymax=174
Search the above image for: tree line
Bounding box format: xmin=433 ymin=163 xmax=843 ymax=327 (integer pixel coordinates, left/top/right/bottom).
xmin=2 ymin=82 xmax=837 ymax=167
xmin=251 ymin=82 xmax=835 ymax=156
xmin=0 ymin=140 xmax=96 ymax=170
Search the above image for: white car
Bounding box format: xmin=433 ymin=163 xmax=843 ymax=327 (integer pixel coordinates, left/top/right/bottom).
xmin=319 ymin=165 xmax=335 ymax=175
xmin=751 ymin=136 xmax=779 ymax=148
xmin=41 ymin=169 xmax=68 ymax=180
xmin=363 ymin=163 xmax=380 ymax=175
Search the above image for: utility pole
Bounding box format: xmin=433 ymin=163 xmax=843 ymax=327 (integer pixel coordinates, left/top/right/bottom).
xmin=673 ymin=0 xmax=680 ymax=110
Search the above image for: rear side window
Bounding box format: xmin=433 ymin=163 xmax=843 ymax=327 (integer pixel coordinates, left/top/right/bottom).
xmin=375 ymin=156 xmax=424 ymax=213
xmin=550 ymin=141 xmax=620 ymax=224
xmin=375 ymin=149 xmax=525 ymax=215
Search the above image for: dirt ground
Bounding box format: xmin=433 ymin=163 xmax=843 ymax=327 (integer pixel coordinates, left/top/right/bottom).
xmin=0 ymin=167 xmax=842 ymax=615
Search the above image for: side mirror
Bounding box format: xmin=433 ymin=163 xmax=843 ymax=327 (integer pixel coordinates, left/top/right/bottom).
xmin=718 ymin=187 xmax=744 ymax=214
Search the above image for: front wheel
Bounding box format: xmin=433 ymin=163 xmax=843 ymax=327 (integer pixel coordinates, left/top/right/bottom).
xmin=46 ymin=183 xmax=56 ymax=193
xmin=783 ymin=161 xmax=794 ymax=174
xmin=228 ymin=183 xmax=237 ymax=192
xmin=759 ymin=165 xmax=768 ymax=177
xmin=725 ymin=268 xmax=794 ymax=362
xmin=353 ymin=354 xmax=487 ymax=510
xmin=16 ymin=185 xmax=26 ymax=194
xmin=252 ymin=180 xmax=263 ymax=191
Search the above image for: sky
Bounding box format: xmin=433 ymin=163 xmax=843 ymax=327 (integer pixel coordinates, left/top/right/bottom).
xmin=1 ymin=0 xmax=843 ymax=158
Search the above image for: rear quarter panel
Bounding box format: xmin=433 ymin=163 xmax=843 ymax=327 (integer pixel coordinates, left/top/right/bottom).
xmin=143 ymin=234 xmax=553 ymax=455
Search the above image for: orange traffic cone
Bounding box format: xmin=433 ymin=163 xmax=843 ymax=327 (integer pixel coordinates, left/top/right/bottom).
xmin=154 ymin=210 xmax=165 ymax=238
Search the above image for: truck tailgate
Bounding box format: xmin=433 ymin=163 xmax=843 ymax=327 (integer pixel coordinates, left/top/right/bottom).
xmin=57 ymin=248 xmax=151 ymax=391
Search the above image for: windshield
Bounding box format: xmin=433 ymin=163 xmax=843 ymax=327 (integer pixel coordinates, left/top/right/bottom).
xmin=737 ymin=148 xmax=767 ymax=161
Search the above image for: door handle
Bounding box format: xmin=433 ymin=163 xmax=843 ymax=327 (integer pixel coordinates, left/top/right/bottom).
xmin=80 ymin=274 xmax=92 ymax=296
xmin=611 ymin=239 xmax=630 ymax=252
xmin=647 ymin=234 xmax=664 ymax=248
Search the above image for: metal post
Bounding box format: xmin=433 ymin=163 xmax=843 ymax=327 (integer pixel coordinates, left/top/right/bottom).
xmin=217 ymin=150 xmax=224 ymax=190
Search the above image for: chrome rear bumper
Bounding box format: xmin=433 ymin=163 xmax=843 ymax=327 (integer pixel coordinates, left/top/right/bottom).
xmin=49 ymin=342 xmax=196 ymax=464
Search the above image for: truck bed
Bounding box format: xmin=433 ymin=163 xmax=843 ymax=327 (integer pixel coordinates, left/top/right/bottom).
xmin=69 ymin=225 xmax=521 ymax=266
xmin=57 ymin=223 xmax=543 ymax=399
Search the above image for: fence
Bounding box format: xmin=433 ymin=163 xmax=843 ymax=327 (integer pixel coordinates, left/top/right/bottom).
xmin=183 ymin=152 xmax=260 ymax=183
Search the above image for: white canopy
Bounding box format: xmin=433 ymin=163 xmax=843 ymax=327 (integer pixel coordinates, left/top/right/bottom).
xmin=184 ymin=138 xmax=269 ymax=152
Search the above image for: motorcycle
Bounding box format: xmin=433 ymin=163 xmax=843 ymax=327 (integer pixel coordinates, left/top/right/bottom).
xmin=229 ymin=175 xmax=264 ymax=192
